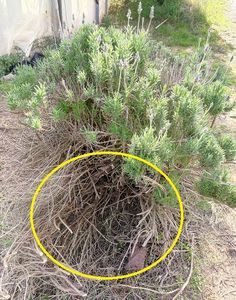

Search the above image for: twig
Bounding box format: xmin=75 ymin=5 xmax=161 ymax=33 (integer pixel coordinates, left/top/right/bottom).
xmin=58 ymin=215 xmax=73 ymax=234
xmin=87 ymin=170 xmax=101 ymax=199
xmin=115 ymin=284 xmax=179 ymax=295
xmin=210 ymin=115 xmax=217 ymax=128
xmin=155 ymin=18 xmax=168 ymax=29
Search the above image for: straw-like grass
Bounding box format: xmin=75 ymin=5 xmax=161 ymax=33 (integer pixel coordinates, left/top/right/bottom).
xmin=0 ymin=124 xmax=191 ymax=299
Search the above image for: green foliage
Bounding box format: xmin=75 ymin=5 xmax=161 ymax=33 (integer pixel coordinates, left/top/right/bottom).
xmin=103 ymin=93 xmax=124 ymax=121
xmin=26 ymin=83 xmax=47 ymax=129
xmin=123 ymin=127 xmax=160 ymax=179
xmin=197 ymin=172 xmax=236 ymax=207
xmin=60 ymin=25 xmax=94 ymax=78
xmin=171 ymin=85 xmax=204 ymax=137
xmin=6 ymin=24 xmax=234 ymax=206
xmin=195 ymin=80 xmax=229 ymax=116
xmin=196 ymin=199 xmax=212 ymax=212
xmin=102 ymin=15 xmax=112 ymax=28
xmin=148 ymin=97 xmax=169 ymax=132
xmin=52 ymin=99 xmax=87 ymax=122
xmin=30 ymin=83 xmax=47 ymax=109
xmin=13 ymin=65 xmax=38 ymax=87
xmin=199 ymin=133 xmax=225 ymax=168
xmin=0 ymin=52 xmax=23 ymax=77
xmin=218 ymin=135 xmax=236 ymax=161
xmin=108 ymin=121 xmax=131 ymax=141
xmin=37 ymin=49 xmax=64 ymax=91
xmin=153 ymin=169 xmax=181 ymax=208
xmin=157 ymin=23 xmax=201 ymax=48
xmin=157 ymin=135 xmax=174 ymax=163
xmin=190 ymin=272 xmax=204 ymax=295
xmin=153 ymin=186 xmax=178 ymax=208
xmin=52 ymin=100 xmax=70 ymax=121
xmin=112 ymin=0 xmax=183 ymax=21
xmin=7 ymin=65 xmax=38 ymax=110
xmin=8 ymin=80 xmax=46 ymax=130
xmin=72 ymin=101 xmax=87 ymax=121
xmin=8 ymin=83 xmax=33 ymax=110
xmin=123 ymin=127 xmax=173 ymax=179
xmin=26 ymin=114 xmax=42 ymax=130
xmin=155 ymin=0 xmax=183 ymax=20
xmin=82 ymin=127 xmax=98 ymax=144
xmin=174 ymin=138 xmax=199 ymax=165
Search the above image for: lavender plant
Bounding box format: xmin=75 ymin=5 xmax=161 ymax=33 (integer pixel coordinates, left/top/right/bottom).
xmin=6 ymin=5 xmax=236 ymax=206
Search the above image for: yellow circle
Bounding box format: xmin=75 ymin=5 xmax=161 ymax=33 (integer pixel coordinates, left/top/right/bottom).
xmin=30 ymin=151 xmax=184 ymax=281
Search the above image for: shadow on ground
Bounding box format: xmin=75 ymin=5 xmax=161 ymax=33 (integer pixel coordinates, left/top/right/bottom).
xmin=108 ymin=0 xmax=233 ymax=50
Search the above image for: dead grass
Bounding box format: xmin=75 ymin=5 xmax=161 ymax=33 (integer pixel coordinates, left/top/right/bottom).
xmin=200 ymin=203 xmax=236 ymax=300
xmin=0 ymin=122 xmax=194 ymax=299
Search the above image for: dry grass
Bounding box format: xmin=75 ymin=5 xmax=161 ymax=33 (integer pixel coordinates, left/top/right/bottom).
xmin=0 ymin=122 xmax=194 ymax=299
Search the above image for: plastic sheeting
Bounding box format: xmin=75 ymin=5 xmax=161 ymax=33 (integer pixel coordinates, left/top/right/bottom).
xmin=0 ymin=0 xmax=54 ymax=56
xmin=99 ymin=0 xmax=109 ymax=23
xmin=59 ymin=0 xmax=109 ymax=38
xmin=60 ymin=0 xmax=98 ymax=38
xmin=0 ymin=0 xmax=109 ymax=56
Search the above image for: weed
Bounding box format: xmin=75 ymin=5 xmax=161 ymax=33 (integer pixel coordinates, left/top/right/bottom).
xmin=2 ymin=238 xmax=13 ymax=248
xmin=218 ymin=135 xmax=236 ymax=160
xmin=196 ymin=199 xmax=212 ymax=212
xmin=197 ymin=172 xmax=236 ymax=207
xmin=82 ymin=127 xmax=98 ymax=144
xmin=0 ymin=52 xmax=23 ymax=77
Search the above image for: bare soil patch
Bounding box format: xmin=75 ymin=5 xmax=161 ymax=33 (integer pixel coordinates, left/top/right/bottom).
xmin=199 ymin=1 xmax=236 ymax=299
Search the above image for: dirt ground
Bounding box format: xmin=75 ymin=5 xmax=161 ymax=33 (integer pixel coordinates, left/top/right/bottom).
xmin=200 ymin=1 xmax=236 ymax=299
xmin=200 ymin=203 xmax=236 ymax=300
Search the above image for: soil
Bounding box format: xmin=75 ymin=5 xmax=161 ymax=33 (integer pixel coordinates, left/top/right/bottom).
xmin=200 ymin=1 xmax=236 ymax=299
xmin=0 ymin=95 xmax=25 ymax=244
xmin=200 ymin=203 xmax=236 ymax=300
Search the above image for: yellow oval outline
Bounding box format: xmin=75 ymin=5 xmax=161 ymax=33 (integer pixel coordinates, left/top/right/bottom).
xmin=30 ymin=151 xmax=184 ymax=281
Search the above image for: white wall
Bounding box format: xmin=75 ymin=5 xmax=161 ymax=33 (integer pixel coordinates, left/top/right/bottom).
xmin=0 ymin=0 xmax=110 ymax=55
xmin=0 ymin=0 xmax=53 ymax=55
xmin=60 ymin=0 xmax=97 ymax=38
xmin=99 ymin=0 xmax=109 ymax=22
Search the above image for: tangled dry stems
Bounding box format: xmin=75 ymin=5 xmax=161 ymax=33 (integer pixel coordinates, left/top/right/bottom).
xmin=0 ymin=123 xmax=192 ymax=299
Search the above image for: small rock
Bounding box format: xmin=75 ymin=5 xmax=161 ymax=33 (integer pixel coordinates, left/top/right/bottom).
xmin=1 ymin=73 xmax=15 ymax=81
xmin=125 ymin=245 xmax=147 ymax=271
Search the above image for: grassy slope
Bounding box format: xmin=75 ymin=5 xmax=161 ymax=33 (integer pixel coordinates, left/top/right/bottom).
xmin=108 ymin=0 xmax=230 ymax=49
xmin=108 ymin=0 xmax=236 ymax=87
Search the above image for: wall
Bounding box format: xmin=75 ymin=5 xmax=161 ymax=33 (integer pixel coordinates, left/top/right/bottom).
xmin=60 ymin=0 xmax=97 ymax=38
xmin=99 ymin=0 xmax=109 ymax=23
xmin=0 ymin=0 xmax=53 ymax=55
xmin=0 ymin=0 xmax=110 ymax=55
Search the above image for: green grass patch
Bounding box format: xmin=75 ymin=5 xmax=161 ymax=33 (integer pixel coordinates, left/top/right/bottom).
xmin=108 ymin=0 xmax=229 ymax=50
xmin=0 ymin=80 xmax=13 ymax=94
xmin=199 ymin=0 xmax=229 ymax=28
xmin=155 ymin=22 xmax=202 ymax=47
xmin=196 ymin=199 xmax=212 ymax=212
xmin=197 ymin=175 xmax=236 ymax=207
